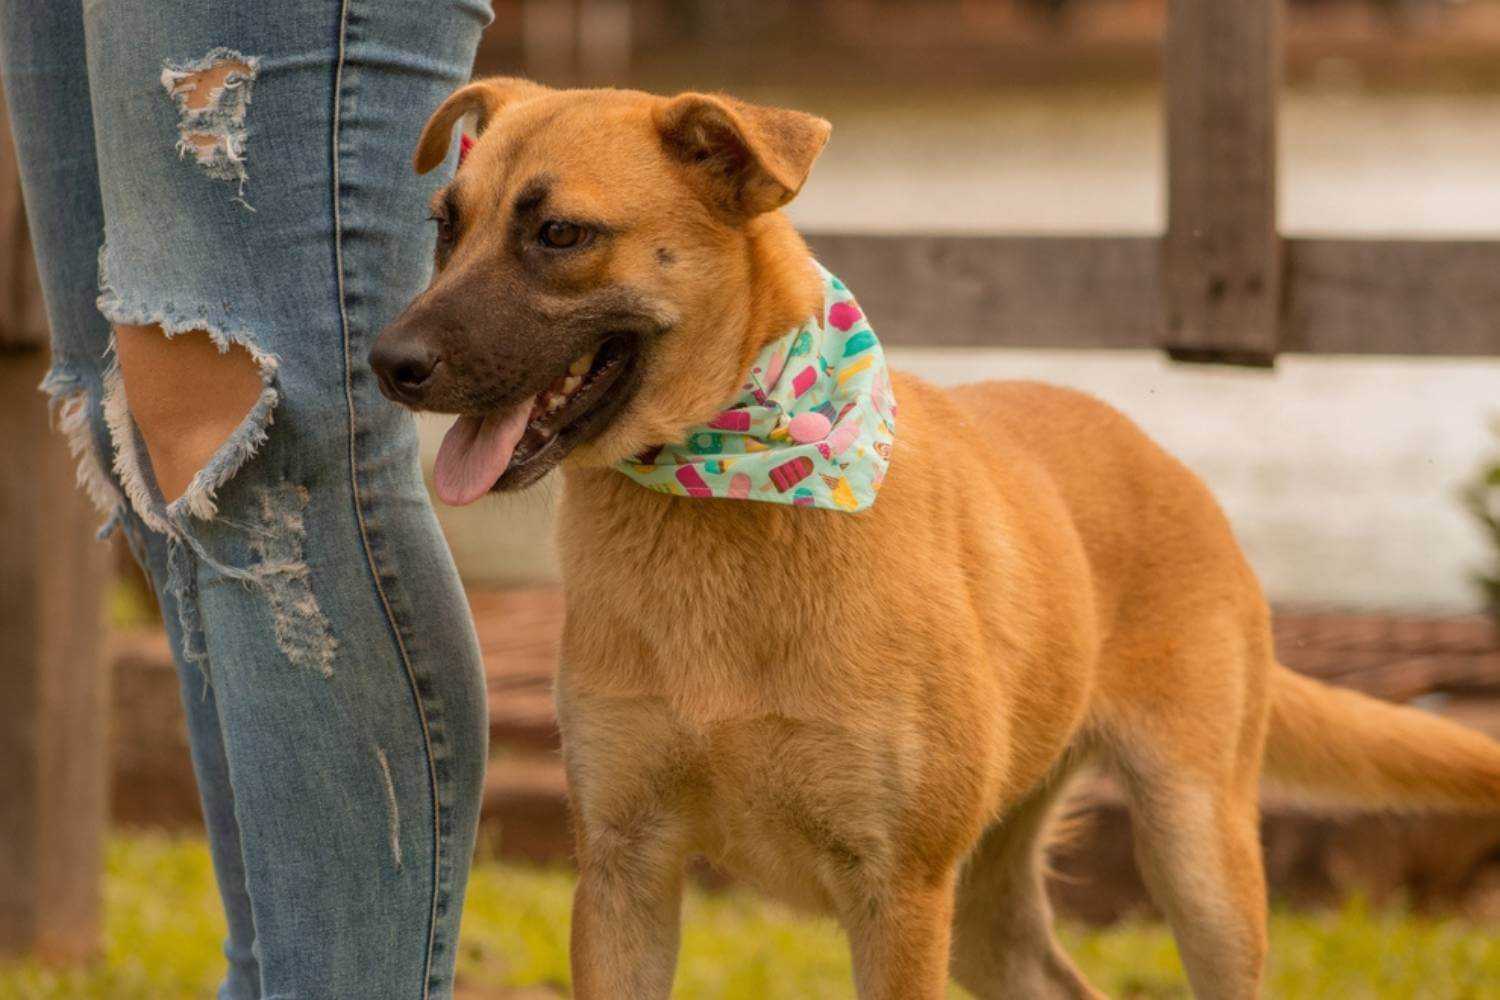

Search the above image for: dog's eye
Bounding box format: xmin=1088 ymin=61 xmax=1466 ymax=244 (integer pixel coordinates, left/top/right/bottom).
xmin=538 ymin=220 xmax=588 ymax=250
xmin=430 ymin=211 xmax=455 ymax=247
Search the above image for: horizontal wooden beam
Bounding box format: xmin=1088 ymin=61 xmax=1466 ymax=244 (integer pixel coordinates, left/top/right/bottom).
xmin=805 ymin=234 xmax=1161 ymax=351
xmin=806 ymin=232 xmax=1500 ymax=358
xmin=1285 ymin=239 xmax=1500 ymax=357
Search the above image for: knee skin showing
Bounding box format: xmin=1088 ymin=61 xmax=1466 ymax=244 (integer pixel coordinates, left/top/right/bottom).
xmin=114 ymin=324 xmax=265 ymax=503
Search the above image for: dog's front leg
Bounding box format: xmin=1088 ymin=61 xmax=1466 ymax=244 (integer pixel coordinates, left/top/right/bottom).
xmin=569 ymin=811 xmax=690 ymax=1000
xmin=558 ymin=685 xmax=699 ymax=998
xmin=844 ymin=874 xmax=958 ymax=1000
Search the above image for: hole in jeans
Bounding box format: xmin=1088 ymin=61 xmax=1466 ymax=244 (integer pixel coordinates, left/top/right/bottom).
xmin=160 ymin=48 xmax=259 ymax=207
xmin=112 ymin=325 xmax=266 ymax=506
xmin=249 ymin=482 xmax=338 ymax=677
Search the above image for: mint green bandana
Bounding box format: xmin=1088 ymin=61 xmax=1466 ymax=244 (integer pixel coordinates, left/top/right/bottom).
xmin=616 ymin=263 xmax=896 ymax=513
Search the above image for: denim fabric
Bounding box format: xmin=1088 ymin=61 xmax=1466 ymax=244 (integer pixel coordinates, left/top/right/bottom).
xmin=1 ymin=3 xmax=494 ymax=997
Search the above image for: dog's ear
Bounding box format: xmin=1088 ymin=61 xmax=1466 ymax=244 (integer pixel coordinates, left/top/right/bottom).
xmin=655 ymin=93 xmax=831 ymax=217
xmin=414 ymin=77 xmax=548 ymax=175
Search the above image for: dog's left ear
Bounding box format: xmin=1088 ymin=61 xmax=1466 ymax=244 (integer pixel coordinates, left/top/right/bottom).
xmin=414 ymin=77 xmax=549 ymax=174
xmin=655 ymin=93 xmax=831 ymax=218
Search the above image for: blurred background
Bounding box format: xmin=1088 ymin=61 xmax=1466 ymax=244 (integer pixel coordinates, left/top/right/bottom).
xmin=5 ymin=1 xmax=1500 ymax=997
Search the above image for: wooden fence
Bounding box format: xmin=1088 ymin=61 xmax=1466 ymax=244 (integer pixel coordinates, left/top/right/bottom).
xmin=0 ymin=85 xmax=110 ymax=962
xmin=2 ymin=0 xmax=1497 ymax=962
xmin=807 ymin=1 xmax=1500 ymax=363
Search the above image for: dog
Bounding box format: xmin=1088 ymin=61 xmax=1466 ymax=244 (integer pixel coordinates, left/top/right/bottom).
xmin=371 ymin=78 xmax=1500 ymax=999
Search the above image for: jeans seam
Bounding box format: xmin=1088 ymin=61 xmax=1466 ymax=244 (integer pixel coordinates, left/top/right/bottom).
xmin=330 ymin=2 xmax=443 ymax=997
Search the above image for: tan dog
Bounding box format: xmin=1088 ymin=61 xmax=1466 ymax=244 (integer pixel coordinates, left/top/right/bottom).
xmin=370 ymin=79 xmax=1500 ymax=999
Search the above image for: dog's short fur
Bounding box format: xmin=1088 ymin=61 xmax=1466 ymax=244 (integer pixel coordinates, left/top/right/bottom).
xmin=373 ymin=79 xmax=1500 ymax=999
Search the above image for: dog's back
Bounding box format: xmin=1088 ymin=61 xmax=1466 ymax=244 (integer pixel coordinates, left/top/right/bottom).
xmin=950 ymin=376 xmax=1500 ymax=809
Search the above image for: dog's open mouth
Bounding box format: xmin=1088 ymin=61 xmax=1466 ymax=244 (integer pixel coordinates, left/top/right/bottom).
xmin=433 ymin=335 xmax=640 ymax=505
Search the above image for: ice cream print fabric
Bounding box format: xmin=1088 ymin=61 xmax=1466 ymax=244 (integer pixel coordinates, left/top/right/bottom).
xmin=617 ymin=262 xmax=896 ymax=513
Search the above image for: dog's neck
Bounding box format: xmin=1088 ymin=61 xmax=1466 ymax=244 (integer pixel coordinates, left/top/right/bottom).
xmin=564 ymin=211 xmax=823 ymax=503
xmin=742 ymin=212 xmax=823 ymax=363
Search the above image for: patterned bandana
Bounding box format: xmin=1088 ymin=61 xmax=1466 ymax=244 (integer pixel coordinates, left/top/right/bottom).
xmin=616 ymin=262 xmax=896 ymax=513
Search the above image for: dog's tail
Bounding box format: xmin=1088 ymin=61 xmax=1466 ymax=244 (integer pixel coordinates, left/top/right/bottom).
xmin=1263 ymin=664 xmax=1500 ymax=811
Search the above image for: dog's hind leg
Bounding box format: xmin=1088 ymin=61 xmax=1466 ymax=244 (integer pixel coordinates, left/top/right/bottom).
xmin=1120 ymin=769 xmax=1267 ymax=999
xmin=1089 ymin=598 xmax=1275 ymax=999
xmin=1102 ymin=631 xmax=1273 ymax=998
xmin=949 ymin=762 xmax=1105 ymax=1000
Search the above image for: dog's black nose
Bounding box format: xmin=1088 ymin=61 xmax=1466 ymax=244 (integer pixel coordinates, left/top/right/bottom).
xmin=371 ymin=336 xmax=439 ymax=403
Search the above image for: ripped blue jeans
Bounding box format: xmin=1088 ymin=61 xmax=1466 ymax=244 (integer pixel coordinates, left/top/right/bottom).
xmin=0 ymin=2 xmax=493 ymax=997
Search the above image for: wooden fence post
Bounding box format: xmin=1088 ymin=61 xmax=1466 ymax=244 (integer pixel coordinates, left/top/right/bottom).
xmin=0 ymin=83 xmax=109 ymax=963
xmin=522 ymin=0 xmax=580 ymax=83
xmin=1162 ymin=0 xmax=1284 ymax=365
xmin=578 ymin=0 xmax=632 ymax=83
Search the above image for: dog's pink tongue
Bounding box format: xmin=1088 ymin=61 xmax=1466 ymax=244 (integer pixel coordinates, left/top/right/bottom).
xmin=433 ymin=402 xmax=531 ymax=506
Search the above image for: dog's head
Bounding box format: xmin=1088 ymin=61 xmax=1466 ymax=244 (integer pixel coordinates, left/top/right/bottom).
xmin=370 ymin=79 xmax=830 ymax=504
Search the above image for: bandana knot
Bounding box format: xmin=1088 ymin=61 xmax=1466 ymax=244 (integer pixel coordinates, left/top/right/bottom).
xmin=616 ymin=262 xmax=896 ymax=513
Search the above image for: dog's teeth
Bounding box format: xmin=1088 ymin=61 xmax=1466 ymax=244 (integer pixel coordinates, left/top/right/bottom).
xmin=568 ymin=353 xmax=593 ymax=377
xmin=562 ymin=375 xmax=582 ymax=394
xmin=537 ymin=427 xmax=555 ymax=440
xmin=546 ymin=393 xmax=566 ymax=413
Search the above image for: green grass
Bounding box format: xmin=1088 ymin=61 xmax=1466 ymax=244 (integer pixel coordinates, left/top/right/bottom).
xmin=2 ymin=833 xmax=1496 ymax=999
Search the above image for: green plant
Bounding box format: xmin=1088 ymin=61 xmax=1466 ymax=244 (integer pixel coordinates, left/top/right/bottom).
xmin=1463 ymin=419 xmax=1500 ymax=627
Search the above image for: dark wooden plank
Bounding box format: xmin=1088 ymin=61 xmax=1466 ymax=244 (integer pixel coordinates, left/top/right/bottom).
xmin=0 ymin=81 xmax=48 ymax=351
xmin=810 ymin=233 xmax=1500 ymax=358
xmin=806 ymin=233 xmax=1160 ymax=350
xmin=1161 ymin=0 xmax=1283 ymax=365
xmin=577 ymin=0 xmax=632 ymax=83
xmin=1286 ymin=239 xmax=1500 ymax=357
xmin=0 ymin=350 xmax=110 ymax=962
xmin=0 ymin=68 xmax=107 ymax=963
xmin=520 ymin=0 xmax=579 ymax=83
